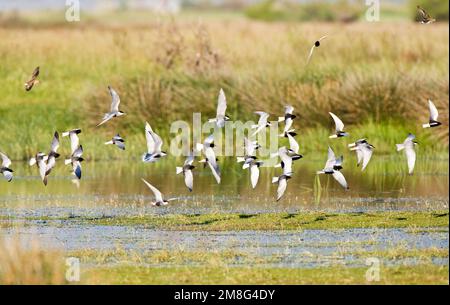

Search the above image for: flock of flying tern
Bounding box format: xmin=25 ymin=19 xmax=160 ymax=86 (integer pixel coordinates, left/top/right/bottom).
xmin=0 ymin=6 xmax=443 ymax=205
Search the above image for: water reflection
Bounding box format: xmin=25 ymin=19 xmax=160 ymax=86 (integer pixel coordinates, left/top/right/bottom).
xmin=0 ymin=155 xmax=448 ymax=214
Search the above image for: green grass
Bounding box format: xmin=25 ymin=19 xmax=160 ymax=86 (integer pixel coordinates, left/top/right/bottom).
xmin=0 ymin=15 xmax=448 ymax=161
xmin=82 ymin=264 xmax=449 ymax=284
xmin=17 ymin=211 xmax=449 ymax=230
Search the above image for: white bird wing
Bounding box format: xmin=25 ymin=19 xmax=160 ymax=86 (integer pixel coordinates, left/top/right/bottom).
xmin=255 ymin=111 xmax=269 ymax=126
xmin=285 ymin=105 xmax=294 ymax=115
xmin=360 ymin=146 xmax=373 ymax=171
xmin=279 ymin=148 xmax=293 ymax=175
xmin=96 ymin=113 xmax=114 ymax=127
xmin=244 ymin=138 xmax=257 ymax=156
xmin=428 ymin=100 xmax=439 ymax=121
xmin=0 ymin=152 xmax=11 ymax=168
xmin=405 ymin=146 xmax=416 ymax=175
xmin=332 ymin=171 xmax=348 ymax=189
xmin=286 ymin=133 xmax=299 ymax=154
xmin=306 ymin=45 xmax=315 ymax=65
xmin=277 ymin=178 xmax=287 ymax=201
xmin=142 ymin=179 xmax=163 ymax=202
xmin=184 ymin=154 xmax=195 ymax=166
xmin=73 ymin=145 xmax=83 ymax=158
xmin=324 ymin=146 xmax=336 ymax=170
xmin=283 ymin=117 xmax=293 ymax=134
xmin=250 ymin=164 xmax=260 ymax=189
xmin=109 ymin=86 xmax=121 ymax=112
xmin=204 ymin=134 xmax=215 ymax=146
xmin=355 ymin=149 xmax=363 ymax=166
xmin=184 ymin=169 xmax=194 ymax=191
xmin=145 ymin=122 xmax=156 ymax=153
xmin=69 ymin=133 xmax=79 ymax=154
xmin=50 ymin=132 xmax=60 ymax=153
xmin=38 ymin=159 xmax=47 ymax=180
xmin=329 ymin=112 xmax=344 ymax=132
xmin=151 ymin=130 xmax=164 ymax=152
xmin=207 ymin=159 xmax=221 ymax=184
xmin=216 ymin=88 xmax=227 ymax=117
xmin=205 ymin=147 xmax=219 ymax=172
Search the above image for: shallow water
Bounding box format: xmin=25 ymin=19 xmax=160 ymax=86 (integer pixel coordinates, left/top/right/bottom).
xmin=2 ymin=224 xmax=448 ymax=268
xmin=1 ymin=157 xmax=448 ymax=215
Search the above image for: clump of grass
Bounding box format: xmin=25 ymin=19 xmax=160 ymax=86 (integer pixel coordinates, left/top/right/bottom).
xmin=0 ymin=18 xmax=448 ymax=160
xmin=0 ymin=235 xmax=66 ymax=284
xmin=82 ymin=264 xmax=449 ymax=284
xmin=18 ymin=210 xmax=449 ymax=231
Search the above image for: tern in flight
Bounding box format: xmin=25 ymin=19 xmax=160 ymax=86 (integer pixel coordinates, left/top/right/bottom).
xmin=196 ymin=134 xmax=221 ymax=184
xmin=306 ymin=35 xmax=328 ymax=65
xmin=208 ymin=88 xmax=230 ymax=128
xmin=45 ymin=132 xmax=60 ymax=177
xmin=96 ymin=86 xmax=125 ymax=127
xmin=62 ymin=129 xmax=82 ymax=154
xmin=142 ymin=178 xmax=177 ymax=206
xmin=278 ymin=105 xmax=296 ymax=137
xmin=105 ymin=134 xmax=125 ymax=150
xmin=0 ymin=152 xmax=13 ymax=182
xmin=237 ymin=138 xmax=260 ymax=169
xmin=422 ymin=100 xmax=441 ymax=128
xmin=65 ymin=145 xmax=84 ymax=180
xmin=348 ymin=139 xmax=374 ymax=171
xmin=396 ymin=133 xmax=418 ymax=175
xmin=176 ymin=154 xmax=195 ymax=192
xmin=329 ymin=112 xmax=348 ymax=138
xmin=272 ymin=147 xmax=294 ymax=201
xmin=29 ymin=152 xmax=48 ymax=186
xmin=251 ymin=111 xmax=271 ymax=137
xmin=142 ymin=122 xmax=166 ymax=162
xmin=24 ymin=66 xmax=40 ymax=91
xmin=317 ymin=146 xmax=349 ymax=190
xmin=271 ymin=132 xmax=302 ymax=163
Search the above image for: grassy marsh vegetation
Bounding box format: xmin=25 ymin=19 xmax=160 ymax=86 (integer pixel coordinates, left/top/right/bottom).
xmin=83 ymin=264 xmax=448 ymax=284
xmin=0 ymin=14 xmax=448 ymax=160
xmin=16 ymin=210 xmax=449 ymax=230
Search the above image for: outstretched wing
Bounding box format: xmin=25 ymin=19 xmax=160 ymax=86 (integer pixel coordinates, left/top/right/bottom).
xmin=276 ymin=178 xmax=287 ymax=201
xmin=50 ymin=132 xmax=60 ymax=153
xmin=142 ymin=178 xmax=163 ymax=202
xmin=216 ymin=88 xmax=227 ymax=117
xmin=145 ymin=122 xmax=156 ymax=153
xmin=428 ymin=100 xmax=439 ymax=121
xmin=255 ymin=111 xmax=269 ymax=125
xmin=286 ymin=133 xmax=299 ymax=154
xmin=184 ymin=169 xmax=194 ymax=192
xmin=306 ymin=45 xmax=315 ymax=65
xmin=360 ymin=145 xmax=373 ymax=171
xmin=108 ymin=86 xmax=121 ymax=112
xmin=250 ymin=164 xmax=260 ymax=189
xmin=405 ymin=146 xmax=416 ymax=175
xmin=324 ymin=146 xmax=336 ymax=170
xmin=0 ymin=152 xmax=11 ymax=168
xmin=332 ymin=171 xmax=348 ymax=189
xmin=329 ymin=112 xmax=344 ymax=132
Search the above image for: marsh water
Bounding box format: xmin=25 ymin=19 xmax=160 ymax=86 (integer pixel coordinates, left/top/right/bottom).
xmin=1 ymin=156 xmax=448 ymax=216
xmin=1 ymin=156 xmax=448 ymax=269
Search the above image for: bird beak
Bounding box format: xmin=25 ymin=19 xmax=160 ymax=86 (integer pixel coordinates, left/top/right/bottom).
xmin=348 ymin=143 xmax=356 ymax=148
